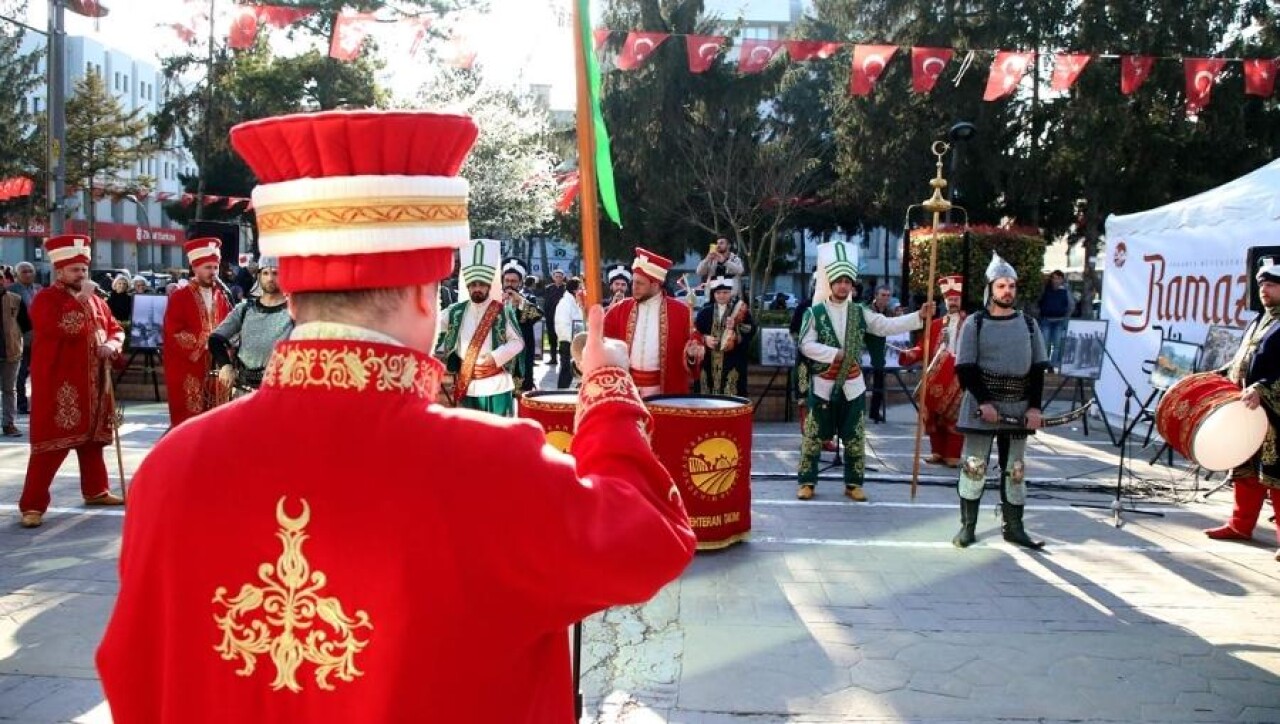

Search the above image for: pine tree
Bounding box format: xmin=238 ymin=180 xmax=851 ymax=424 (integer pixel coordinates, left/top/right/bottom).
xmin=65 ymin=72 xmax=155 ymax=237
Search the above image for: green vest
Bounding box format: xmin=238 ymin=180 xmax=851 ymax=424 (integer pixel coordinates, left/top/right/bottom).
xmin=801 ymin=302 xmax=866 ymax=389
xmin=439 ymin=301 xmax=523 ymax=378
xmin=861 ymin=303 xmax=887 ymax=367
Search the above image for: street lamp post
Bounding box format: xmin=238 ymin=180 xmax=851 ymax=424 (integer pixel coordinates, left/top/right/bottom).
xmin=123 ymin=193 xmax=151 ymax=270
xmin=947 ymin=121 xmax=976 ymax=310
xmin=47 ymin=0 xmax=67 ymax=234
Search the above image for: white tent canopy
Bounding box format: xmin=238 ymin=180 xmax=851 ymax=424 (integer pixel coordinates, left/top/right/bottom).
xmin=1096 ymin=158 xmax=1280 ymax=422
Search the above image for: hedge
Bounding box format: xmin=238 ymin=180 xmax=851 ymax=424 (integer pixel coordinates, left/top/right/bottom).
xmin=907 ymin=225 xmax=1046 ymax=308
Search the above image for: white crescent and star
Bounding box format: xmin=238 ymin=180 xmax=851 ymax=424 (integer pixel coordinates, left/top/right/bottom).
xmin=922 ymin=57 xmax=945 ymax=77
xmin=749 ymin=45 xmax=776 ymax=64
xmin=862 ymin=54 xmax=886 ymax=76
xmin=634 ymin=37 xmax=655 ymax=59
xmin=698 ymin=42 xmax=720 ymax=60
xmin=1194 ymin=69 xmax=1215 ymax=95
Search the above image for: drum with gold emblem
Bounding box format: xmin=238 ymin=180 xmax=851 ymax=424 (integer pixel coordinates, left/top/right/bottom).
xmin=645 ymin=394 xmax=753 ymax=550
xmin=518 ymin=391 xmax=578 ymax=453
xmin=1155 ymin=371 xmax=1267 ymax=471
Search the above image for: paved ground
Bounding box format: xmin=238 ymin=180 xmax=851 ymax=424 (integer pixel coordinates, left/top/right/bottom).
xmin=1 ymin=362 xmax=1278 ymax=723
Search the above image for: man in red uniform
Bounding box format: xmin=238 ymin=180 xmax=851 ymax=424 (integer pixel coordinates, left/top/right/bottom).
xmin=17 ymin=235 xmax=124 ymax=528
xmin=97 ymin=110 xmax=697 ymax=723
xmin=603 ymin=247 xmax=701 ymax=397
xmin=899 ymin=274 xmax=968 ymax=467
xmin=162 ymin=237 xmax=231 ymax=427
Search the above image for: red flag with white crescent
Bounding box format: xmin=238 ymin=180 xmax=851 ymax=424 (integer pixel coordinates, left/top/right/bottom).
xmin=255 ymin=5 xmax=316 ymax=28
xmin=329 ymin=12 xmax=376 ymax=62
xmin=1120 ymin=55 xmax=1154 ymax=95
xmin=1244 ymin=58 xmax=1280 ymax=97
xmin=1184 ymin=58 xmax=1226 ymax=114
xmin=228 ymin=5 xmax=260 ymax=50
xmin=983 ymin=51 xmax=1034 ymax=101
xmin=616 ymin=32 xmax=669 ymax=71
xmin=593 ymin=29 xmax=611 ymax=50
xmin=66 ymin=0 xmax=108 ymax=18
xmin=737 ymin=39 xmax=782 ymax=74
xmin=686 ymin=34 xmax=725 ymax=73
xmin=555 ymin=171 xmax=581 ymax=213
xmin=785 ymin=40 xmax=841 ymax=62
xmin=911 ymin=47 xmax=953 ymax=93
xmin=1050 ymin=53 xmax=1091 ymax=92
xmin=849 ymin=44 xmax=898 ymax=96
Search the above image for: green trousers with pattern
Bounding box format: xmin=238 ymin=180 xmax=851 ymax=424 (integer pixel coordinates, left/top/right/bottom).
xmin=798 ymin=389 xmax=866 ymax=488
xmin=462 ymin=392 xmax=515 ymax=418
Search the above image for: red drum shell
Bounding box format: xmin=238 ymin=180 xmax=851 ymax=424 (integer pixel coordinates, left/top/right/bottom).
xmin=645 ymin=394 xmax=753 ymax=550
xmin=920 ymin=351 xmax=962 ymax=423
xmin=1155 ymin=372 xmax=1266 ymax=471
xmin=518 ymin=391 xmax=579 ymax=453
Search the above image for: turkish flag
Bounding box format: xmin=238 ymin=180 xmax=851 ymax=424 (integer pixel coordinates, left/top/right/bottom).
xmin=1184 ymin=58 xmax=1226 ymax=114
xmin=329 ymin=12 xmax=376 ymax=62
xmin=555 ymin=171 xmax=580 ymax=214
xmin=785 ymin=40 xmax=842 ymax=62
xmin=983 ymin=51 xmax=1034 ymax=101
xmin=849 ymin=44 xmax=898 ymax=96
xmin=616 ymin=32 xmax=669 ymax=71
xmin=228 ymin=6 xmax=260 ymax=50
xmin=1244 ymin=58 xmax=1280 ymax=97
xmin=255 ymin=5 xmax=316 ymax=29
xmin=738 ymin=39 xmax=782 ymax=74
xmin=170 ymin=22 xmax=197 ymax=44
xmin=1050 ymin=53 xmax=1091 ymax=91
xmin=66 ymin=0 xmax=108 ymax=18
xmin=911 ymin=47 xmax=953 ymax=93
xmin=686 ymin=35 xmax=725 ymax=73
xmin=593 ymin=29 xmax=611 ymax=50
xmin=1120 ymin=56 xmax=1154 ymax=95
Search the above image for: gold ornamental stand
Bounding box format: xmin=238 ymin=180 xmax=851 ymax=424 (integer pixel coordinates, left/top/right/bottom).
xmin=907 ymin=142 xmax=954 ymax=500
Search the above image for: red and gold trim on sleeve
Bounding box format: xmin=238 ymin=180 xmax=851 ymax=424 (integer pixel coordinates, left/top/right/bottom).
xmin=261 ymin=339 xmax=443 ymax=401
xmin=575 ymin=366 xmax=649 ymax=433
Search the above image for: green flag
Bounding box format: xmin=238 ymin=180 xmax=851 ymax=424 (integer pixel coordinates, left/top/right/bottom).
xmin=576 ymin=0 xmax=622 ymax=227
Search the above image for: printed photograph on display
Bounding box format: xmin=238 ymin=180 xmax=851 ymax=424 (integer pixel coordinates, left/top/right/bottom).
xmin=1198 ymin=324 xmax=1246 ymax=372
xmin=1058 ymin=319 xmax=1108 ymax=380
xmin=1149 ymin=338 xmax=1201 ymax=390
xmin=129 ymin=295 xmax=167 ymax=350
xmin=760 ymin=327 xmax=797 ymax=367
xmin=861 ymin=331 xmax=915 ymax=369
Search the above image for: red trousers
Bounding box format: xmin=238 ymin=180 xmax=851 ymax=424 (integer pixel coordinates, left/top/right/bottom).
xmin=19 ymin=444 xmax=110 ymax=513
xmin=1225 ymin=476 xmax=1280 ymax=542
xmin=929 ymin=428 xmax=964 ymax=459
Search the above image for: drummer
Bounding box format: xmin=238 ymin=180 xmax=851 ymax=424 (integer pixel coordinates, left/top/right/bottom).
xmin=899 ymin=274 xmax=967 ymax=467
xmin=1205 ymin=256 xmax=1280 ymax=562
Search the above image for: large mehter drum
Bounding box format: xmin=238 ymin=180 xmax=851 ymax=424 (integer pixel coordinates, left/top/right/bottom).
xmin=1155 ymin=372 xmax=1267 ymax=471
xmin=518 ymin=391 xmax=579 ymax=453
xmin=645 ymin=394 xmax=753 ymax=550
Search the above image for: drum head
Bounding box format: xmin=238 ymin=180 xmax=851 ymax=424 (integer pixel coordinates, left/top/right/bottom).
xmin=1193 ymin=401 xmax=1268 ymax=471
xmin=522 ymin=391 xmax=579 ymax=407
xmin=644 ymin=394 xmax=750 ymax=409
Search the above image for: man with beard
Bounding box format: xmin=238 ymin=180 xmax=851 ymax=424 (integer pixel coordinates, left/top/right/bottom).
xmin=603 ymin=264 xmax=631 ymax=309
xmin=209 ymin=257 xmax=293 ymax=392
xmin=1205 ymin=256 xmax=1280 ymax=562
xmin=438 ymin=239 xmax=524 ymax=415
xmin=18 ymin=235 xmax=124 ymax=528
xmin=899 ymin=275 xmax=968 ymax=467
xmin=797 ymin=241 xmax=926 ymax=502
xmin=501 ymin=258 xmax=543 ymax=393
xmin=163 ymin=238 xmax=232 ymax=427
xmin=603 ymin=247 xmax=701 ymax=397
xmin=951 ymin=253 xmax=1048 ymax=549
xmin=695 ymin=276 xmax=754 ymax=397
xmin=695 ymin=237 xmax=745 ymax=295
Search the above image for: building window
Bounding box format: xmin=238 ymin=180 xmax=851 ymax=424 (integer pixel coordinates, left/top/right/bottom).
xmin=113 ymin=71 xmax=120 ymax=90
xmin=32 ymin=97 xmax=40 ymax=113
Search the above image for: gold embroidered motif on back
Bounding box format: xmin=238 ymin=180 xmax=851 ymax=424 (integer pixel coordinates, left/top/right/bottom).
xmin=54 ymin=382 xmax=80 ymax=430
xmin=213 ymin=498 xmax=372 ymax=692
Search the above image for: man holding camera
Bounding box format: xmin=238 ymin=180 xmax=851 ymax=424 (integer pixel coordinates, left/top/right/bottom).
xmin=696 ymin=237 xmax=745 ymax=295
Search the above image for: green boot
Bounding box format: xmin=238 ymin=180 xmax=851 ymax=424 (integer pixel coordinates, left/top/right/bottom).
xmin=952 ymin=498 xmax=981 ymax=548
xmin=1001 ymin=503 xmax=1045 ymax=550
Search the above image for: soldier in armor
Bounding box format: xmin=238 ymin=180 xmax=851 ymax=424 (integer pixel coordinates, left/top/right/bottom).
xmin=209 ymin=256 xmax=293 ymax=392
xmin=952 ymin=253 xmax=1048 ymax=549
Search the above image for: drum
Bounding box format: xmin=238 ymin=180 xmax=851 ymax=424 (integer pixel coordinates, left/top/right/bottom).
xmin=1155 ymin=372 xmax=1267 ymax=471
xmin=518 ymin=391 xmax=579 ymax=453
xmin=645 ymin=394 xmax=753 ymax=550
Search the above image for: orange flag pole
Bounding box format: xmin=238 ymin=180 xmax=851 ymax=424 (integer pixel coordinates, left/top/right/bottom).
xmin=572 ymin=1 xmax=603 ymax=307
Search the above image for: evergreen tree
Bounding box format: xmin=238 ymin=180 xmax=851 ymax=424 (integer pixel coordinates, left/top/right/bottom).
xmin=65 ymin=71 xmax=155 ymax=237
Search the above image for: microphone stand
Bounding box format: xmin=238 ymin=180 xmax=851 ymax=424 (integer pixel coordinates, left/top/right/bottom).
xmin=1072 ymin=387 xmax=1164 ymax=527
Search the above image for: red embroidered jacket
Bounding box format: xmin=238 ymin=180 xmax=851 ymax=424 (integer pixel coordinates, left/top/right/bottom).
xmin=162 ymin=283 xmax=230 ymax=427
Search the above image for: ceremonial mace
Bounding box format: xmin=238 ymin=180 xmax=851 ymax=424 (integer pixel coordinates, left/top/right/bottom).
xmin=103 ymin=358 xmax=128 ymax=502
xmin=907 ymin=141 xmax=954 ymax=500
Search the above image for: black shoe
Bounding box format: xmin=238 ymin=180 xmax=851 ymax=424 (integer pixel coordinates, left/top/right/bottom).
xmin=1001 ymin=503 xmax=1045 ymax=550
xmin=2 ymin=425 xmax=20 ymax=437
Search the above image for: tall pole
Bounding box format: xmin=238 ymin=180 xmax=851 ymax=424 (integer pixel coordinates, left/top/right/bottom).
xmin=47 ymin=0 xmax=66 ymax=234
xmin=909 ymin=142 xmax=953 ymax=500
xmin=572 ymin=0 xmax=603 ymax=306
xmin=195 ymin=0 xmax=216 ymax=222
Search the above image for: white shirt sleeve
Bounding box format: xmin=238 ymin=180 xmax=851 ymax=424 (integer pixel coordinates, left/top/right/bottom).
xmin=862 ymin=306 xmax=924 ymax=337
xmin=799 ymin=314 xmax=839 ymax=364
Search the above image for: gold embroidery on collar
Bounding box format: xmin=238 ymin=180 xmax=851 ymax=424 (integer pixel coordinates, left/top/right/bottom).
xmin=264 ymin=344 xmax=438 ymax=398
xmin=214 ymin=498 xmax=372 ymax=692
